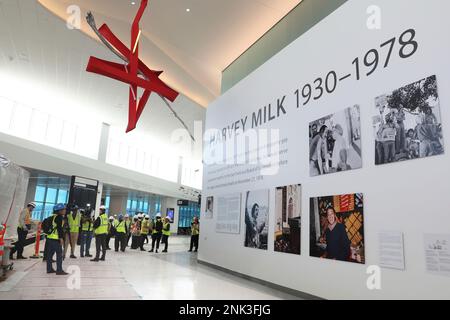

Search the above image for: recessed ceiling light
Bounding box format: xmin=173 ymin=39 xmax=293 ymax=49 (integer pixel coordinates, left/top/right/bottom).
xmin=186 ymin=8 xmax=191 ymax=12
xmin=131 ymin=1 xmax=136 ymax=5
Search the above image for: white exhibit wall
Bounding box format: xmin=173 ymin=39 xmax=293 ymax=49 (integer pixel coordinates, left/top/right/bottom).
xmin=161 ymin=197 xmax=180 ymax=235
xmin=200 ymin=0 xmax=450 ymax=299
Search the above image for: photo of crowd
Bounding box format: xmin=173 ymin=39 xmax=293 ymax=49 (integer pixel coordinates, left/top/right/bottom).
xmin=310 ymin=193 xmax=365 ymax=264
xmin=274 ymin=185 xmax=301 ymax=255
xmin=244 ymin=189 xmax=269 ymax=250
xmin=373 ymin=75 xmax=444 ymax=165
xmin=309 ymin=105 xmax=362 ymax=176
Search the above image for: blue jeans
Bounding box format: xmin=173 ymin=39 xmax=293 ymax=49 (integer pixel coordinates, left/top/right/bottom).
xmin=80 ymin=231 xmax=93 ymax=256
xmin=46 ymin=239 xmax=63 ymax=273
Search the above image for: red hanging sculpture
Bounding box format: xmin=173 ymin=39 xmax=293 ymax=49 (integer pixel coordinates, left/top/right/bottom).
xmin=85 ymin=0 xmax=179 ymax=133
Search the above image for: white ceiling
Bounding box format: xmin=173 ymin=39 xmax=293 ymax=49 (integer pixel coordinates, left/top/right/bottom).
xmin=37 ymin=0 xmax=302 ymax=106
xmin=0 ymin=0 xmax=206 ymax=147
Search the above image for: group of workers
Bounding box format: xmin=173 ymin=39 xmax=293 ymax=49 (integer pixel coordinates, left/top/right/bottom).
xmin=10 ymin=202 xmax=200 ymax=276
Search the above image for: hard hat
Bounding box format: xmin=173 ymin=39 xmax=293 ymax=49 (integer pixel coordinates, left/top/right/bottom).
xmin=125 ymin=214 xmax=129 ymax=218
xmin=28 ymin=202 xmax=36 ymax=208
xmin=156 ymin=212 xmax=161 ymax=217
xmin=145 ymin=214 xmax=150 ymax=219
xmin=99 ymin=205 xmax=106 ymax=210
xmin=108 ymin=216 xmax=114 ymax=221
xmin=118 ymin=214 xmax=123 ymax=220
xmin=53 ymin=203 xmax=66 ymax=212
xmin=138 ymin=213 xmax=143 ymax=218
xmin=133 ymin=216 xmax=138 ymax=221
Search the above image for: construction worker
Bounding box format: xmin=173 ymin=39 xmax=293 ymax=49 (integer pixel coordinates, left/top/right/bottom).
xmin=139 ymin=214 xmax=150 ymax=251
xmin=124 ymin=214 xmax=131 ymax=246
xmin=80 ymin=209 xmax=93 ymax=258
xmin=161 ymin=216 xmax=171 ymax=253
xmin=11 ymin=202 xmax=35 ymax=260
xmin=189 ymin=216 xmax=200 ymax=252
xmin=46 ymin=203 xmax=68 ymax=275
xmin=130 ymin=215 xmax=141 ymax=249
xmin=114 ymin=214 xmax=127 ymax=252
xmin=65 ymin=205 xmax=81 ymax=258
xmin=106 ymin=216 xmax=115 ymax=250
xmin=149 ymin=213 xmax=162 ymax=253
xmin=91 ymin=205 xmax=108 ymax=262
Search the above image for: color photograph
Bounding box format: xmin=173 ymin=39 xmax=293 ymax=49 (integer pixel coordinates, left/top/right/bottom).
xmin=244 ymin=189 xmax=269 ymax=250
xmin=310 ymin=193 xmax=365 ymax=264
xmin=373 ymin=75 xmax=444 ymax=165
xmin=309 ymin=105 xmax=362 ymax=176
xmin=274 ymin=185 xmax=301 ymax=255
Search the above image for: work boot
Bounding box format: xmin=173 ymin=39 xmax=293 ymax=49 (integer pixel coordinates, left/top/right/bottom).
xmin=70 ymin=255 xmax=77 ymax=259
xmin=162 ymin=250 xmax=167 ymax=253
xmin=86 ymin=254 xmax=92 ymax=257
xmin=17 ymin=256 xmax=28 ymax=260
xmin=100 ymin=255 xmax=106 ymax=261
xmin=80 ymin=254 xmax=84 ymax=258
xmin=148 ymin=249 xmax=154 ymax=253
xmin=47 ymin=270 xmax=56 ymax=274
xmin=155 ymin=249 xmax=158 ymax=253
xmin=90 ymin=258 xmax=99 ymax=262
xmin=56 ymin=271 xmax=69 ymax=275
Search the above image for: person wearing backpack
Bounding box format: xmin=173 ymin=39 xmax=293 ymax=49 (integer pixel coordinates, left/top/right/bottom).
xmin=45 ymin=203 xmax=68 ymax=275
xmin=91 ymin=206 xmax=109 ymax=262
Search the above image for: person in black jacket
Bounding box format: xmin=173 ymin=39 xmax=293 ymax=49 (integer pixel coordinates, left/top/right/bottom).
xmin=149 ymin=214 xmax=163 ymax=253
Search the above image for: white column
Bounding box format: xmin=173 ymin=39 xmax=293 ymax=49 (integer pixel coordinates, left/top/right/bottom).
xmin=94 ymin=181 xmax=103 ymax=218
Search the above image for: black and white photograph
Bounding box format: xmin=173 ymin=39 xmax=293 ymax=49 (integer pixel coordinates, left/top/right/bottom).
xmin=309 ymin=105 xmax=362 ymax=176
xmin=205 ymin=196 xmax=214 ymax=219
xmin=244 ymin=189 xmax=269 ymax=250
xmin=373 ymin=75 xmax=444 ymax=165
xmin=274 ymin=184 xmax=301 ymax=255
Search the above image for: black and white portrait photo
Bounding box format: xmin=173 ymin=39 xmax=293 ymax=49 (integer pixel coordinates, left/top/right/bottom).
xmin=205 ymin=196 xmax=214 ymax=219
xmin=309 ymin=105 xmax=362 ymax=177
xmin=373 ymin=75 xmax=444 ymax=165
xmin=244 ymin=189 xmax=269 ymax=250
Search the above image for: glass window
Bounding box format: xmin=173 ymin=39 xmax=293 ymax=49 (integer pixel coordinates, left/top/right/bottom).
xmin=34 ymin=186 xmax=46 ymax=202
xmin=57 ymin=189 xmax=68 ymax=204
xmin=45 ymin=188 xmax=57 ymax=204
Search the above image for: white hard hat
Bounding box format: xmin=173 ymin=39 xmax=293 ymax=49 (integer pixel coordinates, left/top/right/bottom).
xmin=156 ymin=212 xmax=161 ymax=217
xmin=108 ymin=216 xmax=114 ymax=220
xmin=125 ymin=214 xmax=129 ymax=218
xmin=145 ymin=214 xmax=150 ymax=219
xmin=138 ymin=213 xmax=143 ymax=218
xmin=28 ymin=202 xmax=36 ymax=208
xmin=99 ymin=205 xmax=106 ymax=210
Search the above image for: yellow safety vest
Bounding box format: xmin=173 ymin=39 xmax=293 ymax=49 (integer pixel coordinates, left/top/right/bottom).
xmin=68 ymin=212 xmax=81 ymax=233
xmin=125 ymin=220 xmax=131 ymax=233
xmin=141 ymin=220 xmax=150 ymax=235
xmin=162 ymin=222 xmax=170 ymax=236
xmin=94 ymin=214 xmax=109 ymax=235
xmin=47 ymin=215 xmax=59 ymax=240
xmin=82 ymin=220 xmax=93 ymax=232
xmin=114 ymin=220 xmax=126 ymax=233
xmin=192 ymin=223 xmax=199 ymax=236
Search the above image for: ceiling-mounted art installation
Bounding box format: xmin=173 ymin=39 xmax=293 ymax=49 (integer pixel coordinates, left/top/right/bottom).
xmin=85 ymin=0 xmax=194 ymax=140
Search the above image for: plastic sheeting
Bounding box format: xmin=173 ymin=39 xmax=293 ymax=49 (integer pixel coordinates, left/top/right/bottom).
xmin=0 ymin=153 xmax=29 ymax=240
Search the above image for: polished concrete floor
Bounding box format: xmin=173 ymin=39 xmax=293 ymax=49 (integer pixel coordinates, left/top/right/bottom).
xmin=0 ymin=236 xmax=300 ymax=300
